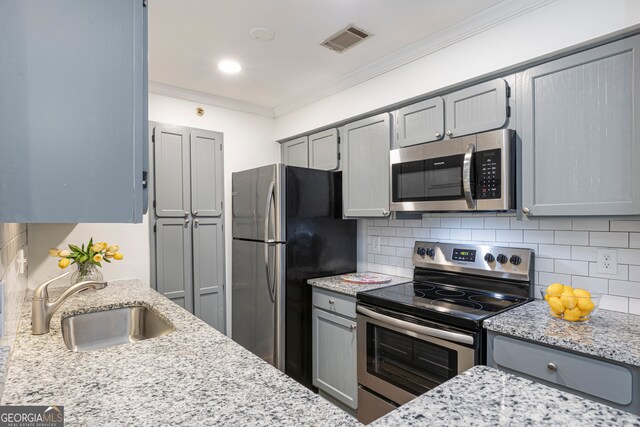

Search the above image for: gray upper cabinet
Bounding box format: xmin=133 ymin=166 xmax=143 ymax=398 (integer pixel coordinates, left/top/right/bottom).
xmin=282 ymin=136 xmax=309 ymax=167
xmin=395 ymin=97 xmax=444 ymax=147
xmin=154 ymin=127 xmax=190 ymax=218
xmin=444 ymin=79 xmax=509 ymax=138
xmin=190 ymin=131 xmax=224 ymax=217
xmin=193 ymin=218 xmax=225 ymax=330
xmin=342 ymin=113 xmax=391 ymax=217
xmin=155 ymin=218 xmax=193 ymax=312
xmin=309 ymin=129 xmax=340 ymax=170
xmin=0 ymin=0 xmax=147 ymax=223
xmin=519 ymin=35 xmax=640 ymax=216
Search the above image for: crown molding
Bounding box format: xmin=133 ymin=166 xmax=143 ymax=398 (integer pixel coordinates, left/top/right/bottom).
xmin=272 ymin=0 xmax=557 ymax=117
xmin=148 ymin=82 xmax=275 ymax=118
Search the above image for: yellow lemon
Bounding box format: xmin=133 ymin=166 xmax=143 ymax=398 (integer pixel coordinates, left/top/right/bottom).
xmin=548 ymin=296 xmax=565 ymax=314
xmin=580 ymin=309 xmax=593 ymax=317
xmin=563 ymin=285 xmax=574 ymax=293
xmin=546 ymin=283 xmax=564 ymax=296
xmin=58 ymin=258 xmax=70 ymax=269
xmin=560 ymin=291 xmax=577 ymax=309
xmin=544 ymin=293 xmax=551 ymax=301
xmin=564 ymin=306 xmax=581 ymax=322
xmin=113 ymin=252 xmax=124 ymax=261
xmin=574 ymin=288 xmax=591 ymax=298
xmin=549 ymin=309 xmax=562 ymax=318
xmin=577 ymin=298 xmax=595 ymax=313
xmin=49 ymin=248 xmax=61 ymax=257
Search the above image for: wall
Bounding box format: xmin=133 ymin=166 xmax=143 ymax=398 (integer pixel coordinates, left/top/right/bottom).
xmin=274 ymin=0 xmax=640 ymax=139
xmin=366 ymin=214 xmax=640 ymax=314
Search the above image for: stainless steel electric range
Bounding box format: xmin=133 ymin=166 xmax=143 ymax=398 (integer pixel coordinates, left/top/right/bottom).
xmin=356 ymin=241 xmax=534 ymax=424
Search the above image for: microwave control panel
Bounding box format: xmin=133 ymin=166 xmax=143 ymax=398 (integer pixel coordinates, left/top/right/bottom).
xmin=476 ymin=149 xmax=501 ymax=199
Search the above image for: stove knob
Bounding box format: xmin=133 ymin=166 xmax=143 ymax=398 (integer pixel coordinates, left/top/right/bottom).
xmin=484 ymin=253 xmax=495 ymax=263
xmin=417 ymin=247 xmax=426 ymax=257
xmin=510 ymin=255 xmax=522 ymax=266
xmin=496 ymin=254 xmax=508 ymax=264
xmin=425 ymin=248 xmax=436 ymax=258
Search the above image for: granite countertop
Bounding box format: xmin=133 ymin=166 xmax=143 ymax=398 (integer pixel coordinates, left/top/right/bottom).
xmin=372 ymin=365 xmax=640 ymax=427
xmin=307 ymin=272 xmax=411 ymax=296
xmin=1 ymin=279 xmax=358 ymax=426
xmin=484 ymin=300 xmax=640 ymax=367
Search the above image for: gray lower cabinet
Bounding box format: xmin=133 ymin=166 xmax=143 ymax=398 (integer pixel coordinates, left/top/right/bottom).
xmin=444 ymin=78 xmax=509 ymax=139
xmin=342 ymin=113 xmax=391 ymax=217
xmin=282 ymin=136 xmax=309 ymax=167
xmin=152 ymin=123 xmax=226 ymax=332
xmin=487 ymin=331 xmax=640 ymax=415
xmin=519 ymin=35 xmax=640 ymax=216
xmin=309 ymin=129 xmax=340 ymax=170
xmin=394 ymin=97 xmax=444 ymax=147
xmin=312 ymin=289 xmax=358 ymax=410
xmin=0 ymin=0 xmax=148 ymax=223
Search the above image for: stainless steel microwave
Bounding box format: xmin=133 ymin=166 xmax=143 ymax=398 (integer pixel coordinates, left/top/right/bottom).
xmin=390 ymin=129 xmax=515 ymax=212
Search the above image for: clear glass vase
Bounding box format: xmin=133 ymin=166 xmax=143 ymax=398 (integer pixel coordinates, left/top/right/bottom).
xmin=70 ymin=262 xmax=103 ymax=285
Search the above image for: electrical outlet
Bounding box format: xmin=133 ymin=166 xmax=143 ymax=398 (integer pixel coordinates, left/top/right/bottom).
xmin=597 ymin=249 xmax=618 ymax=274
xmin=372 ymin=236 xmax=381 ymax=253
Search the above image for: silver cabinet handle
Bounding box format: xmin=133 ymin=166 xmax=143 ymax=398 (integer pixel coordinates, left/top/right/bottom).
xmin=194 ymin=219 xmax=199 ymax=225
xmin=463 ymin=143 xmax=476 ymax=210
xmin=382 ymin=210 xmax=389 ymax=216
xmin=329 ymin=299 xmax=335 ymax=304
xmin=547 ymin=362 xmax=557 ymax=372
xmin=350 ymin=324 xmax=356 ymax=330
xmin=435 ymin=132 xmax=442 ymax=139
xmin=446 ymin=130 xmax=453 ymax=137
xmin=522 ymin=207 xmax=530 ymax=215
xmin=185 ymin=218 xmax=190 ymax=225
xmin=193 ymin=210 xmax=198 ymax=216
xmin=183 ymin=211 xmax=189 ymax=218
xmin=357 ymin=306 xmax=474 ymax=345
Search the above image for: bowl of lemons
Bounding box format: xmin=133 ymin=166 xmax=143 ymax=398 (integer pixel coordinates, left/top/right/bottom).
xmin=542 ymin=283 xmax=600 ymax=322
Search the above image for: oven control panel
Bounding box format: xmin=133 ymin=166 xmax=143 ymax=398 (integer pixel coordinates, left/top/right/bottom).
xmin=413 ymin=241 xmax=532 ymax=281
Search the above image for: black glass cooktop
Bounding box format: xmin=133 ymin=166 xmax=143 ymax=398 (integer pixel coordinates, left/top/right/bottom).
xmin=358 ymin=281 xmax=528 ymax=330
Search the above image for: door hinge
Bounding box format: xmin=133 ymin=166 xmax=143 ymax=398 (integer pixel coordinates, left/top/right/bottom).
xmin=506 ymin=105 xmax=511 ymax=118
xmin=506 ymin=85 xmax=511 ymax=98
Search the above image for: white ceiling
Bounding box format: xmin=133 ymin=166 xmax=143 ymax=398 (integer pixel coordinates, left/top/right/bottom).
xmin=148 ymin=0 xmax=519 ymax=113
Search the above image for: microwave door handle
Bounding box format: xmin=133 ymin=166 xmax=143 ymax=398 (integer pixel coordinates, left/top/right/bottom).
xmin=357 ymin=306 xmax=474 ymax=345
xmin=463 ymin=143 xmax=476 ymax=210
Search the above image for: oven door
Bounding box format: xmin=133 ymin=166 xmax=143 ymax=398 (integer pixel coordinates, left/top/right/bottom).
xmin=357 ymin=305 xmax=477 ymax=406
xmin=390 ymin=134 xmax=477 ymax=212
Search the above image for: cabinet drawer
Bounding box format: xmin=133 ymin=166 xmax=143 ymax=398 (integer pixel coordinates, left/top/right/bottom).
xmin=312 ymin=288 xmax=356 ymax=319
xmin=492 ymin=335 xmax=633 ymax=405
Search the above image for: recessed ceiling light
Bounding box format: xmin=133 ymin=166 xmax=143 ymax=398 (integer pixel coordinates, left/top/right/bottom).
xmin=249 ymin=27 xmax=275 ymax=41
xmin=218 ymin=60 xmax=242 ymax=74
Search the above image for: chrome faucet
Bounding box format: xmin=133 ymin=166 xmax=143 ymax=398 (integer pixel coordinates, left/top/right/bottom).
xmin=32 ymin=271 xmax=107 ymax=335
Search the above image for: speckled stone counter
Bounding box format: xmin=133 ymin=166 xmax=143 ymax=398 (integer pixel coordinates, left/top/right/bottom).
xmin=372 ymin=365 xmax=640 ymax=427
xmin=308 ymin=273 xmax=411 ymax=296
xmin=484 ymin=300 xmax=640 ymax=367
xmin=1 ymin=279 xmax=358 ymax=426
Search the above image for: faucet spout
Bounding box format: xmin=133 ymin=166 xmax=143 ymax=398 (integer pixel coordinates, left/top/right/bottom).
xmin=32 ymin=272 xmax=107 ymax=335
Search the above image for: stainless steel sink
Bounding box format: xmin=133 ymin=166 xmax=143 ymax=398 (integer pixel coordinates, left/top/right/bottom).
xmin=61 ymin=306 xmax=175 ymax=352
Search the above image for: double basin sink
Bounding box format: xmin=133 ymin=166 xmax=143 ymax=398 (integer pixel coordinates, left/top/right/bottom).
xmin=61 ymin=306 xmax=175 ymax=352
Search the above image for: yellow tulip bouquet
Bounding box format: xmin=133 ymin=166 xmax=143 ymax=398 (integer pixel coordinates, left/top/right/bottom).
xmin=50 ymin=238 xmax=124 ymax=284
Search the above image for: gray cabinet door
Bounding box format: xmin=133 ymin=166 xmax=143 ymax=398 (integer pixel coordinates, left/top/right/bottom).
xmin=193 ymin=218 xmax=225 ymax=331
xmin=444 ymin=79 xmax=509 ymax=138
xmin=520 ymin=35 xmax=640 ymax=216
xmin=282 ymin=136 xmax=309 ymax=167
xmin=155 ymin=218 xmax=193 ymax=312
xmin=154 ymin=126 xmax=190 ymax=217
xmin=309 ymin=129 xmax=339 ymax=170
xmin=190 ymin=130 xmax=224 ymax=217
xmin=343 ymin=113 xmax=391 ymax=217
xmin=312 ymin=308 xmax=358 ymax=409
xmin=0 ymin=0 xmax=146 ymax=223
xmin=395 ymin=97 xmax=444 ymax=147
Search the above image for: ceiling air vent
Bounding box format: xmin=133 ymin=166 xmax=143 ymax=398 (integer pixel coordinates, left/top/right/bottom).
xmin=321 ymin=25 xmax=372 ymax=53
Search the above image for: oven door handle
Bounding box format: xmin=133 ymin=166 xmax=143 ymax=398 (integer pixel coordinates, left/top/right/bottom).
xmin=463 ymin=143 xmax=476 ymax=210
xmin=357 ymin=306 xmax=474 ymax=345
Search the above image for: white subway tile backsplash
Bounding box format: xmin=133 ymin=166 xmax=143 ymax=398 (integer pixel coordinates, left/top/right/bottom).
xmin=554 ymin=231 xmax=589 ymax=246
xmin=403 ymin=219 xmax=422 ymax=228
xmin=396 ymin=228 xmax=413 ymax=238
xmin=571 ymin=276 xmax=609 ymax=294
xmin=630 ymin=298 xmax=640 ymax=315
xmin=588 ymin=263 xmax=628 ymax=280
xmin=630 ymin=265 xmax=640 ymax=282
xmin=572 ymin=219 xmax=609 ymax=231
xmin=554 ymin=259 xmax=589 ymax=276
xmin=599 ymin=295 xmax=629 ymax=313
xmin=388 ymin=237 xmax=404 ymax=247
xmin=450 ymin=229 xmax=472 ymax=241
xmin=380 ymin=246 xmax=396 ymax=256
xmin=609 ymin=280 xmax=640 ymax=298
xmin=388 ymin=219 xmax=404 ymax=227
xmin=441 ymin=218 xmax=461 ymax=228
xmin=539 ymin=219 xmax=572 ymax=230
xmin=610 ymin=221 xmax=640 ymax=232
xmin=422 ymin=217 xmax=441 ymax=228
xmin=412 ymin=228 xmax=430 ymax=238
xmin=374 ymin=255 xmax=389 ymax=264
xmin=510 ymin=217 xmax=539 ymax=229
xmin=471 ymin=229 xmax=495 ymax=242
xmin=388 ymin=256 xmax=405 ymax=267
xmin=535 ymin=258 xmax=555 ymax=273
xmin=431 ymin=229 xmax=450 ymax=239
xmin=538 ymin=272 xmax=572 ymax=286
xmin=589 ymin=232 xmax=628 ymax=248
xmin=496 ymin=229 xmax=523 ymax=243
xmin=374 ymin=219 xmax=390 ymax=227
xmin=396 ymin=247 xmax=413 ymax=258
xmin=460 ymin=218 xmax=484 ymax=229
xmin=523 ymin=230 xmax=554 ymax=244
xmin=618 ymin=249 xmax=640 ymax=265
xmin=484 ymin=217 xmax=510 ymax=229
xmin=538 ymin=244 xmax=571 ymax=259
xmin=630 ymin=233 xmax=640 ymax=249
xmin=571 ymin=246 xmax=597 ymax=262
xmin=404 ymin=238 xmax=416 ymax=248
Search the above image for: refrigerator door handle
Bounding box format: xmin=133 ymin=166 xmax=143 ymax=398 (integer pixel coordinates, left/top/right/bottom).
xmin=264 ymin=180 xmax=276 ymax=302
xmin=264 ymin=243 xmax=276 ymax=302
xmin=264 ymin=181 xmax=275 ymax=243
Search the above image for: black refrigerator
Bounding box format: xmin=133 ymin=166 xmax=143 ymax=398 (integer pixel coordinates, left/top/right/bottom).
xmin=231 ymin=164 xmax=356 ymax=390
